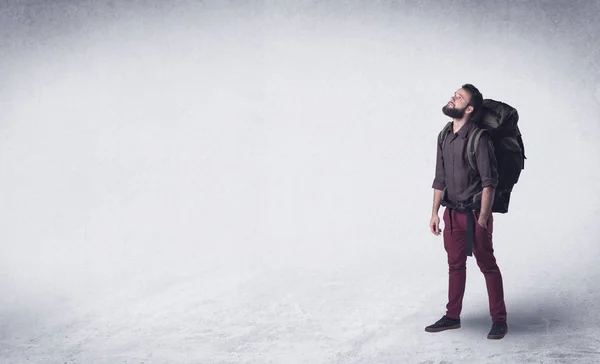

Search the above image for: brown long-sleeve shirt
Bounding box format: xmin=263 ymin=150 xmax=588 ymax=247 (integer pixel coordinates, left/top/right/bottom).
xmin=432 ymin=120 xmax=498 ymax=203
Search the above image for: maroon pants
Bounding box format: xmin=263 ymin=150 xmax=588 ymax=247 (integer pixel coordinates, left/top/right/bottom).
xmin=442 ymin=207 xmax=507 ymax=323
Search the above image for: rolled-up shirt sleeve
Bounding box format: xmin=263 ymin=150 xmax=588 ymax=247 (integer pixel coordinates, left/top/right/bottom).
xmin=476 ymin=132 xmax=499 ymax=188
xmin=432 ymin=136 xmax=446 ymax=190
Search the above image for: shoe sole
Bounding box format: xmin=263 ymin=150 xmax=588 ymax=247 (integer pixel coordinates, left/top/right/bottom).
xmin=487 ymin=328 xmax=508 ymax=340
xmin=425 ymin=324 xmax=461 ymax=332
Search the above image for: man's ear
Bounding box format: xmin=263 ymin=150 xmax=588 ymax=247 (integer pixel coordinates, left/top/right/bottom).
xmin=465 ymin=105 xmax=474 ymax=115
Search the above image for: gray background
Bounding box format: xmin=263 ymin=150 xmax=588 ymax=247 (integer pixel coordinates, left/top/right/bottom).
xmin=1 ymin=1 xmax=599 ymax=363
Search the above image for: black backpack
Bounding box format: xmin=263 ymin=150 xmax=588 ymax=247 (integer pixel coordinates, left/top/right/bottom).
xmin=439 ymin=99 xmax=526 ymax=213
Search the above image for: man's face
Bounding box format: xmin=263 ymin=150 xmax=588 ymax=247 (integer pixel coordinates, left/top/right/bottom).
xmin=442 ymin=88 xmax=472 ymax=119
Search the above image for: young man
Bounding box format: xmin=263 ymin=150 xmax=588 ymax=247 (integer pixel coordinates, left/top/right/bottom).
xmin=426 ymin=84 xmax=508 ymax=340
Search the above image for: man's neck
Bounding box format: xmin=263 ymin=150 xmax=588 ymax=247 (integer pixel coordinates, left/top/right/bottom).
xmin=452 ymin=117 xmax=469 ymax=133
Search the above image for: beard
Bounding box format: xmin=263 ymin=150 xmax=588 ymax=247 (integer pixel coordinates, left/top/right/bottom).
xmin=442 ymin=104 xmax=467 ymax=119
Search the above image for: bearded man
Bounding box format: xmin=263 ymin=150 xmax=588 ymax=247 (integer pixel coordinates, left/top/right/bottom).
xmin=426 ymin=84 xmax=508 ymax=340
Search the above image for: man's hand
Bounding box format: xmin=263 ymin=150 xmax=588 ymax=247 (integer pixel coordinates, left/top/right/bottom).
xmin=477 ymin=214 xmax=488 ymax=229
xmin=478 ymin=186 xmax=494 ymax=228
xmin=430 ymin=214 xmax=441 ymax=236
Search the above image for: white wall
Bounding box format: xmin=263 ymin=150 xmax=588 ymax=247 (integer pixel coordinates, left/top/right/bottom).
xmin=0 ymin=1 xmax=599 ymax=361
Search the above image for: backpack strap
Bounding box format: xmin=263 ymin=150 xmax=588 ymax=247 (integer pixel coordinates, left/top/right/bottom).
xmin=466 ymin=128 xmax=489 ymax=212
xmin=517 ymin=134 xmax=526 ymax=168
xmin=438 ymin=121 xmax=452 ymax=149
xmin=466 ymin=128 xmax=488 ymax=172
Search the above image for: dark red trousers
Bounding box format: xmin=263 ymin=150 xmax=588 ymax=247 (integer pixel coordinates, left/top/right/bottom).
xmin=442 ymin=207 xmax=507 ymax=323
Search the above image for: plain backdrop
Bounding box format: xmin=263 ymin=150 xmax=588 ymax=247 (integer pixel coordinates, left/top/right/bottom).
xmin=1 ymin=1 xmax=599 ymax=363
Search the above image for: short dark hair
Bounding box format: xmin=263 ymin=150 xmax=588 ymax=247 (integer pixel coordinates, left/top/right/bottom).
xmin=461 ymin=83 xmax=483 ymax=118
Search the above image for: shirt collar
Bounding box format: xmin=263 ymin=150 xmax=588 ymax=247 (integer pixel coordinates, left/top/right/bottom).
xmin=445 ymin=119 xmax=476 ymax=139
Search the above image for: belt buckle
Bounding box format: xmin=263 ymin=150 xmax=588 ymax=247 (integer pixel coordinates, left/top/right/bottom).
xmin=456 ymin=201 xmax=468 ymax=211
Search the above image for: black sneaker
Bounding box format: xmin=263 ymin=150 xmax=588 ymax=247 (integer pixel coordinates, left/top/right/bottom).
xmin=425 ymin=315 xmax=461 ymax=332
xmin=487 ymin=321 xmax=508 ymax=339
